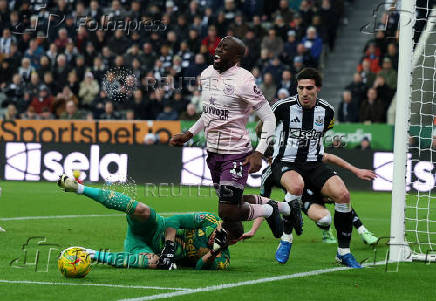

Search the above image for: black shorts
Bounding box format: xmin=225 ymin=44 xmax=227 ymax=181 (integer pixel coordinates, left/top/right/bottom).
xmin=271 ymin=161 xmax=337 ymax=193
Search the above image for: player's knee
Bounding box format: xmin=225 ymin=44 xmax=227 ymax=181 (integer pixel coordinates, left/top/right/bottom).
xmin=286 ymin=183 xmax=303 ymax=196
xmin=133 ymin=202 xmax=150 ymax=219
xmin=335 ymin=188 xmax=350 ymax=204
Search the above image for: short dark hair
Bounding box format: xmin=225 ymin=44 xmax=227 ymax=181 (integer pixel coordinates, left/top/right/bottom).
xmin=296 ymin=67 xmax=322 ymax=87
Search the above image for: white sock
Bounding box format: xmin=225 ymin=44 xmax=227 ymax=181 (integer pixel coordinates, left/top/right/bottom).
xmin=277 ymin=202 xmax=290 ymax=215
xmin=357 ymin=225 xmax=367 ymax=235
xmin=285 ymin=192 xmax=302 ymax=203
xmin=262 ymin=204 xmax=273 ymax=217
xmin=77 ymin=183 xmax=85 ymax=194
xmin=337 ymin=248 xmax=351 ymax=256
xmin=281 ymin=233 xmax=293 ymax=243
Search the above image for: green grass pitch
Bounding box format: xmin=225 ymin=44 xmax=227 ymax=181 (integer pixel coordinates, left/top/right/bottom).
xmin=0 ymin=181 xmax=434 ymax=301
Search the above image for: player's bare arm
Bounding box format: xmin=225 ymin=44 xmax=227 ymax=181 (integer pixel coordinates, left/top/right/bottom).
xmin=323 ymin=153 xmax=376 ymax=181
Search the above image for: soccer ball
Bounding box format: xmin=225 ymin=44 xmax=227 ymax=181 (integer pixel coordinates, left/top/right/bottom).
xmin=58 ymin=247 xmax=92 ymax=278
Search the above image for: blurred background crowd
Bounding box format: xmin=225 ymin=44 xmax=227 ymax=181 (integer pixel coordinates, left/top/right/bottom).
xmin=0 ymin=0 xmax=401 ymax=124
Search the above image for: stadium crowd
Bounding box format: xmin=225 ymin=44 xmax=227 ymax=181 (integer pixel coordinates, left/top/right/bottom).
xmin=0 ymin=0 xmax=347 ymax=122
xmin=338 ymin=4 xmax=399 ymax=124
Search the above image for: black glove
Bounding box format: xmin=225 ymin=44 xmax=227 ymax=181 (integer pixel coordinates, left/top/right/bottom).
xmin=211 ymin=228 xmax=228 ymax=254
xmin=158 ymin=240 xmax=177 ymax=270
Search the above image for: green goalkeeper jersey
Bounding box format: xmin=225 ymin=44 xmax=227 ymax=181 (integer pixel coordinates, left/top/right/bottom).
xmin=163 ymin=212 xmax=230 ymax=270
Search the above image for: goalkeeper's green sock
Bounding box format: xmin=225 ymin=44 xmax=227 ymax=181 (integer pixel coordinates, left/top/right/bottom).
xmin=78 ymin=185 xmax=138 ymax=215
xmin=93 ymin=250 xmax=151 ymax=269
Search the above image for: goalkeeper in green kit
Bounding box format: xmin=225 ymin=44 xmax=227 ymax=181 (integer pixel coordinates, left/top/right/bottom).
xmin=57 ymin=174 xmax=230 ymax=270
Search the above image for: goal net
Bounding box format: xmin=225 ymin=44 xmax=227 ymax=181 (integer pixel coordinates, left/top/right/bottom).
xmin=391 ymin=0 xmax=436 ymax=262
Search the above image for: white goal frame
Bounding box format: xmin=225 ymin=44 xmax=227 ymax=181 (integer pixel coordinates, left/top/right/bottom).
xmin=390 ymin=0 xmax=436 ymax=263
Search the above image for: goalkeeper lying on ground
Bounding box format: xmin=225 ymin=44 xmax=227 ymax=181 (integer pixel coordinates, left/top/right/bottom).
xmin=57 ymin=174 xmax=230 ymax=270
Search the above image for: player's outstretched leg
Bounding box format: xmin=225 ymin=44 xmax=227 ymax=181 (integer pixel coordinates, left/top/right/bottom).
xmin=0 ymin=226 xmax=5 ymax=232
xmin=352 ymin=209 xmax=378 ymax=245
xmin=57 ymin=174 xmax=138 ymax=215
xmin=85 ymin=249 xmax=159 ymax=269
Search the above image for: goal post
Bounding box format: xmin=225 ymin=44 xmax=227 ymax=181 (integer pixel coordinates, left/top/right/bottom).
xmin=389 ymin=0 xmax=415 ymax=263
xmin=390 ymin=0 xmax=436 ymax=262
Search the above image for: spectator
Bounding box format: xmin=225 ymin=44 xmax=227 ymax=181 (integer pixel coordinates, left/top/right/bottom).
xmin=355 ymin=136 xmax=372 ymax=150
xmin=30 ymin=85 xmax=54 ymax=114
xmin=99 ymin=101 xmax=121 ymax=120
xmin=384 ymin=43 xmax=399 ymax=70
xmin=54 ymin=28 xmax=70 ymax=52
xmin=357 ymin=43 xmax=381 ymax=73
xmin=251 ymin=67 xmax=263 ymax=86
xmin=38 ymin=56 xmax=51 ymax=79
xmin=293 ymin=56 xmax=304 ymax=74
xmin=179 ymin=103 xmax=201 ymax=120
xmin=46 ymin=44 xmax=58 ymax=67
xmin=157 ymin=105 xmax=178 ymax=120
xmin=263 ymin=56 xmax=285 ymax=86
xmin=260 ymin=72 xmax=277 ymax=101
xmin=338 ymin=90 xmax=359 ymax=122
xmin=187 ymin=29 xmax=201 ymax=54
xmin=277 ymin=88 xmax=290 ymax=100
xmin=59 ymin=100 xmax=82 ymax=120
xmin=0 ymin=28 xmax=17 ymax=56
xmin=261 ymin=29 xmax=283 ymax=58
xmin=26 ymin=72 xmax=41 ymax=98
xmin=201 ymin=25 xmax=221 ymax=56
xmin=359 ymin=88 xmax=385 ymax=123
xmin=299 ymin=0 xmax=315 ymax=28
xmin=378 ymin=57 xmax=398 ymax=90
xmin=320 ymin=0 xmax=339 ymax=51
xmin=52 ymin=54 xmax=70 ymax=88
xmin=224 ymin=0 xmax=237 ymax=20
xmin=215 ymin=11 xmax=229 ymax=37
xmin=229 ymin=12 xmax=249 ymax=39
xmin=108 ymin=30 xmax=130 ymax=56
xmin=144 ymin=133 xmax=157 ymax=145
xmin=3 ymin=73 xmax=24 ymax=106
xmin=275 ymin=0 xmax=295 ymax=24
xmin=273 ymin=15 xmax=290 ymax=42
xmin=185 ymin=54 xmax=207 ymax=79
xmin=252 ymin=15 xmax=267 ymax=40
xmin=358 ymin=59 xmax=376 ymax=88
xmin=18 ymin=57 xmax=34 ymax=82
xmin=277 ymin=70 xmax=297 ymax=96
xmin=296 ymin=43 xmax=316 ymax=68
xmin=345 ymin=73 xmax=366 ymax=107
xmin=282 ymin=30 xmax=298 ymax=65
xmin=125 ymin=110 xmax=135 ymax=120
xmin=79 ymin=72 xmax=100 ymax=108
xmin=21 ymin=106 xmax=39 ymax=120
xmin=301 ymin=26 xmax=323 ymax=65
xmin=372 ymin=76 xmax=395 ymax=111
xmin=92 ymin=57 xmax=106 ymax=83
xmin=40 ymin=107 xmax=55 ymax=120
xmin=2 ymin=104 xmax=18 ymax=121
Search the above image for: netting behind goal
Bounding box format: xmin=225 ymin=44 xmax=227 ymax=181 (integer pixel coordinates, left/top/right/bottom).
xmin=402 ymin=1 xmax=436 ymax=260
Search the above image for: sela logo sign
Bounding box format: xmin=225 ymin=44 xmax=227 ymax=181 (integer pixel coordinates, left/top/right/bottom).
xmin=372 ymin=152 xmax=435 ymax=192
xmin=4 ymin=143 xmax=128 ymax=182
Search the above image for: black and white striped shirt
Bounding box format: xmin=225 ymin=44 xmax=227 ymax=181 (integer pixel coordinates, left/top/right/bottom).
xmin=271 ymin=95 xmax=335 ymax=163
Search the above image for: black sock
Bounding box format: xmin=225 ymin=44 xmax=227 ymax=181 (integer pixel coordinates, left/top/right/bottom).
xmin=283 ymin=216 xmax=293 ymax=235
xmin=351 ymin=209 xmax=363 ymax=229
xmin=334 ymin=210 xmax=353 ymax=248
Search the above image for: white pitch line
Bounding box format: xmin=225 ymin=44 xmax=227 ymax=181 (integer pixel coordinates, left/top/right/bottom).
xmin=0 ymin=212 xmax=189 ymax=221
xmin=0 ymin=279 xmax=192 ymax=291
xmin=120 ymin=261 xmax=386 ymax=301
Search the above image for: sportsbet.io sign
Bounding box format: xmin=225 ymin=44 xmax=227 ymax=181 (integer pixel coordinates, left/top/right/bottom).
xmin=0 ymin=120 xmax=181 ymax=144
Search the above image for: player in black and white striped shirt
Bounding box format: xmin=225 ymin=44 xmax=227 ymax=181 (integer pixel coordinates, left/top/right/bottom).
xmin=266 ymin=68 xmax=361 ymax=268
